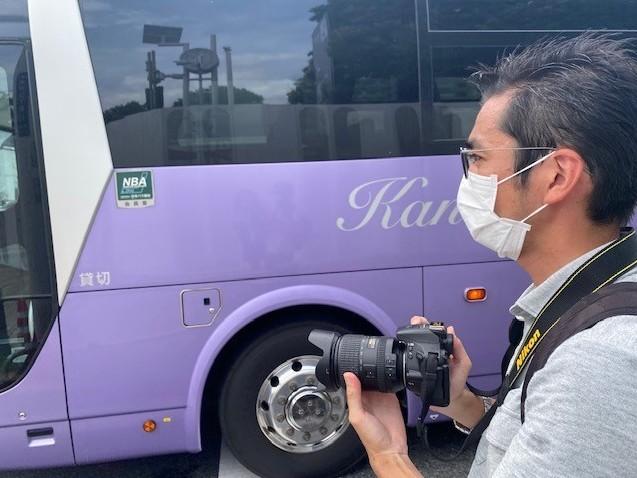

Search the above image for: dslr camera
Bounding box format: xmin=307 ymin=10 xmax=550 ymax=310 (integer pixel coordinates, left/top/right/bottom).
xmin=308 ymin=323 xmax=453 ymax=406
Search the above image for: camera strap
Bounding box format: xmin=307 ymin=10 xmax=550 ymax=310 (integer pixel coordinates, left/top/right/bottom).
xmin=519 ymin=280 xmax=637 ymax=422
xmin=416 ymin=353 xmax=445 ymax=437
xmin=503 ymin=227 xmax=637 ymax=389
xmin=424 ymin=227 xmax=637 ymax=459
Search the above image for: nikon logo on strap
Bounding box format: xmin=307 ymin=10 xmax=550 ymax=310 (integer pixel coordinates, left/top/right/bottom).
xmin=515 ymin=329 xmax=541 ymax=371
xmin=504 ymin=228 xmax=637 ymax=386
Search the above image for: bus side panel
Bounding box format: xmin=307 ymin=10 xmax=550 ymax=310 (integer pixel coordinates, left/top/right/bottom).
xmin=0 ymin=320 xmax=68 ymax=425
xmin=423 ymin=261 xmax=530 ymax=376
xmin=72 ymin=409 xmax=187 ymax=465
xmin=0 ymin=320 xmax=74 ymax=469
xmin=68 ymin=158 xmax=496 ymax=294
xmin=60 ymin=268 xmax=422 ymax=463
xmin=0 ymin=420 xmax=73 ymax=470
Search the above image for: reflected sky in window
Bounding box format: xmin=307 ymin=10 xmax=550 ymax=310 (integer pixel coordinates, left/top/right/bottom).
xmin=81 ymin=0 xmax=317 ymax=108
xmin=0 ymin=0 xmax=29 ymax=38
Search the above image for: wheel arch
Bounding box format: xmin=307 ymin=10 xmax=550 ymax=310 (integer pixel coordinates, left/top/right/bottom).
xmin=183 ymin=284 xmax=394 ymax=452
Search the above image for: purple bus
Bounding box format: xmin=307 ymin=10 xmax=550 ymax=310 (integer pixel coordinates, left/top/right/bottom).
xmin=1 ymin=0 xmax=635 ymax=476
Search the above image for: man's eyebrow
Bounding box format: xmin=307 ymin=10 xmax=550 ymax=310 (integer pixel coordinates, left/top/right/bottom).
xmin=465 ymin=138 xmax=487 ymax=150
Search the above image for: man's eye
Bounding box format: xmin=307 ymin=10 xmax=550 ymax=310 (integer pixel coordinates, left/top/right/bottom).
xmin=468 ymin=153 xmax=482 ymax=163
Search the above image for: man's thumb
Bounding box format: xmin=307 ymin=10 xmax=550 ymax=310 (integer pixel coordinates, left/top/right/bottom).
xmin=448 ymin=326 xmax=469 ymax=361
xmin=343 ymin=372 xmax=364 ymax=424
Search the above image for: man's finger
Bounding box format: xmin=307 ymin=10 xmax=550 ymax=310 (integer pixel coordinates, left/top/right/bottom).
xmin=343 ymin=372 xmax=364 ymax=425
xmin=410 ymin=316 xmax=429 ymax=325
xmin=448 ymin=326 xmax=470 ymax=363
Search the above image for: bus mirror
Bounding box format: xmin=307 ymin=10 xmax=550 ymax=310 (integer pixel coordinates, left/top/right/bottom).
xmin=0 ymin=67 xmax=18 ymax=212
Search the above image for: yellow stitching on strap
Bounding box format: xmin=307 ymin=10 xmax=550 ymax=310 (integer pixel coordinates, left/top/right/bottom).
xmin=593 ymin=257 xmax=637 ymax=292
xmin=506 ymin=230 xmax=635 ymax=381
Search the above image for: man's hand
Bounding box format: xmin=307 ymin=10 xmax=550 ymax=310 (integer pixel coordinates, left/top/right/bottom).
xmin=410 ymin=316 xmax=484 ymax=428
xmin=409 ymin=316 xmax=472 ymax=411
xmin=344 ymin=373 xmax=422 ymax=477
xmin=343 ymin=372 xmax=407 ymax=457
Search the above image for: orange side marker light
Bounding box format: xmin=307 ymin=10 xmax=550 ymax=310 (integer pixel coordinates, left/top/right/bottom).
xmin=465 ymin=288 xmax=487 ymax=302
xmin=143 ymin=420 xmax=157 ymax=433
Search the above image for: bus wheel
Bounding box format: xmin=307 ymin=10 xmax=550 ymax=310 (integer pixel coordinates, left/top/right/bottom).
xmin=218 ymin=320 xmax=366 ymax=478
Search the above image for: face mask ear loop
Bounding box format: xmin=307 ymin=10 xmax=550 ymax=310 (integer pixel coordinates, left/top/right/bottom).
xmin=522 ymin=203 xmax=549 ymax=223
xmin=497 ymin=151 xmax=555 ymax=185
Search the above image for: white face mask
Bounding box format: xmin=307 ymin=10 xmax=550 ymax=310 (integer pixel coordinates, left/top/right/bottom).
xmin=456 ymin=152 xmax=553 ymax=260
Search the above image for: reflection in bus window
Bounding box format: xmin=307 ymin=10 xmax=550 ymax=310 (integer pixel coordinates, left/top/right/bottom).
xmin=333 ymin=107 xmax=361 ymax=159
xmin=80 ymin=0 xmax=420 ymax=166
xmin=0 ymin=68 xmax=18 ymax=211
xmin=395 ymin=105 xmax=420 ymax=156
xmin=299 ymin=107 xmax=328 ymax=161
xmin=0 ymin=46 xmax=54 ymax=392
xmin=427 ymin=0 xmax=637 ymax=31
xmin=432 ymin=46 xmax=507 ymax=141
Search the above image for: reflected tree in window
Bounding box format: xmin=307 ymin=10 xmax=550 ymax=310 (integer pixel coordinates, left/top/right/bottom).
xmin=288 ymin=0 xmax=418 ymax=105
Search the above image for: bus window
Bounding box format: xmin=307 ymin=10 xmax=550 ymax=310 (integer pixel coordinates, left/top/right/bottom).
xmin=0 ymin=66 xmax=19 ymax=211
xmin=299 ymin=107 xmax=329 ymax=160
xmin=427 ymin=0 xmax=637 ymax=31
xmin=395 ymin=105 xmax=421 ymax=156
xmin=0 ymin=45 xmax=55 ymax=392
xmin=80 ymin=0 xmax=420 ymax=166
xmin=431 ymin=46 xmax=506 ymax=141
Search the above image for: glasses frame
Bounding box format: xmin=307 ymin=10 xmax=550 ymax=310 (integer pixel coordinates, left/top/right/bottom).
xmin=459 ymin=147 xmax=555 ymax=178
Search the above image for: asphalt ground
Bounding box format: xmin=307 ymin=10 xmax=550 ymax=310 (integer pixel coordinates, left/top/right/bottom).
xmin=0 ymin=422 xmax=476 ymax=478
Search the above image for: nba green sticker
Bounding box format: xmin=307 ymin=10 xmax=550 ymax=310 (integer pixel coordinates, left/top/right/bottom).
xmin=115 ymin=170 xmax=155 ymax=208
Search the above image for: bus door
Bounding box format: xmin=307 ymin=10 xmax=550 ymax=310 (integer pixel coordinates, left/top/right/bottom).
xmin=0 ymin=41 xmax=73 ymax=470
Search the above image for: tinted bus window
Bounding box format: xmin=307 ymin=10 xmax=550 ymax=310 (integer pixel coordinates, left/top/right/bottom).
xmin=431 ymin=46 xmax=506 ymax=141
xmin=0 ymin=43 xmax=55 ymax=392
xmin=80 ymin=0 xmax=420 ymax=166
xmin=428 ymin=0 xmax=637 ymax=31
xmin=0 ymin=0 xmax=29 ymax=38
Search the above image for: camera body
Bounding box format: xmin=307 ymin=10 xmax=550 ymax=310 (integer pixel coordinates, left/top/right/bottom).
xmin=397 ymin=323 xmax=452 ymax=406
xmin=308 ymin=322 xmax=453 ymax=406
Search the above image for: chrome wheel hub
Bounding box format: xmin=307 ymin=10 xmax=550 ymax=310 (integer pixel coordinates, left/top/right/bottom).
xmin=256 ymin=355 xmax=349 ymax=453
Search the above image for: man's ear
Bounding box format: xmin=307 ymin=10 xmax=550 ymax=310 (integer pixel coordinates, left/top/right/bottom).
xmin=542 ymin=148 xmax=589 ymax=205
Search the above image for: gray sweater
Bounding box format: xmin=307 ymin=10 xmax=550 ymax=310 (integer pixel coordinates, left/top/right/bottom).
xmin=468 ymin=245 xmax=637 ymax=478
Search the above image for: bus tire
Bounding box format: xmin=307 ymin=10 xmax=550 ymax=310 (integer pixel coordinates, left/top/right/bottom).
xmin=218 ymin=319 xmax=367 ymax=478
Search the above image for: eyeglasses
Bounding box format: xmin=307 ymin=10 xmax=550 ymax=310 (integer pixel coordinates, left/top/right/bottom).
xmin=459 ymin=147 xmax=555 ymax=178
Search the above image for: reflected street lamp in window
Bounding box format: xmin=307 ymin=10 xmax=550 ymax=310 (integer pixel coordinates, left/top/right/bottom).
xmin=142 ymin=24 xmax=191 ymax=108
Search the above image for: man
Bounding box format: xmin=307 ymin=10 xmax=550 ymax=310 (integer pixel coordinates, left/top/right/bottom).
xmin=344 ymin=34 xmax=637 ymax=477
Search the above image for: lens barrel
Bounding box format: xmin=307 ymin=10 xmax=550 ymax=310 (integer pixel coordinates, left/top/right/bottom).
xmin=309 ymin=330 xmax=403 ymax=393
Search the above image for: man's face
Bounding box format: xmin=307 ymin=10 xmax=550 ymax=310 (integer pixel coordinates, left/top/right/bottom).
xmin=466 ymin=92 xmax=545 ymax=221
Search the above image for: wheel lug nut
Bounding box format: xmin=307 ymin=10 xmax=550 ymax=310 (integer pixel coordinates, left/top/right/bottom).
xmin=306 ymin=377 xmax=316 ymax=385
xmin=320 ymin=427 xmax=328 ymax=435
xmin=331 ymin=414 xmax=339 ymax=421
xmin=303 ymin=432 xmax=311 ymax=441
xmin=298 ymin=409 xmax=305 ymax=416
xmin=286 ymin=428 xmax=295 ymax=437
xmin=276 ymin=414 xmax=285 ymax=423
xmin=289 ymin=383 xmax=298 ymax=391
xmin=277 ymin=397 xmax=287 ymax=406
xmin=332 ymin=397 xmax=340 ymax=405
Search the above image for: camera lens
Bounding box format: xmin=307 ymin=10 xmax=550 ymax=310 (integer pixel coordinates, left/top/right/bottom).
xmin=308 ymin=330 xmax=403 ymax=393
xmin=310 ymin=325 xmax=452 ymax=406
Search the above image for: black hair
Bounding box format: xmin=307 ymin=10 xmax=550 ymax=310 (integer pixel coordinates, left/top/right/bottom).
xmin=472 ymin=33 xmax=637 ymax=225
